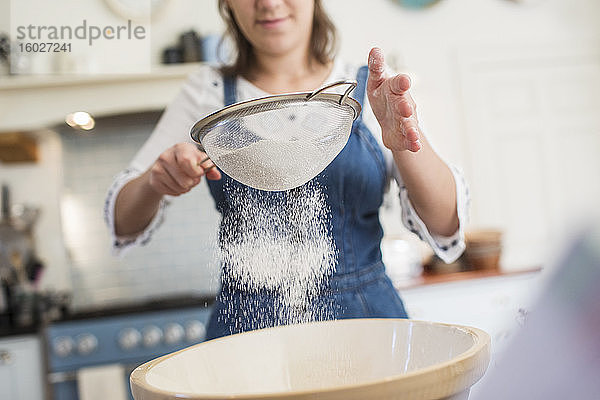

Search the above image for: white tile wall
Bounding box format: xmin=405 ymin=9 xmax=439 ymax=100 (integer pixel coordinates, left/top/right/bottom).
xmin=57 ymin=112 xmax=221 ymax=309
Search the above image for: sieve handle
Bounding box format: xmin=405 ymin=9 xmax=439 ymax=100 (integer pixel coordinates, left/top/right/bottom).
xmin=195 ymin=144 xmax=216 ymax=171
xmin=306 ymin=80 xmax=357 ymax=105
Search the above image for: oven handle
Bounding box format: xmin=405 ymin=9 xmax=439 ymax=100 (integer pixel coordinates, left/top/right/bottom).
xmin=48 ymin=363 xmax=139 ymax=384
xmin=48 ymin=371 xmax=76 ymax=384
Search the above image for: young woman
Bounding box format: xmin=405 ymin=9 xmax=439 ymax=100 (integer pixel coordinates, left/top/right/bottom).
xmin=105 ymin=0 xmax=469 ymax=340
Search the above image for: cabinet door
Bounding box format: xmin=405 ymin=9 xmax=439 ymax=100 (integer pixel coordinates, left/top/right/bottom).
xmin=400 ymin=273 xmax=543 ymax=356
xmin=400 ymin=273 xmax=545 ymax=398
xmin=457 ymin=43 xmax=600 ymax=269
xmin=0 ymin=335 xmax=45 ymax=400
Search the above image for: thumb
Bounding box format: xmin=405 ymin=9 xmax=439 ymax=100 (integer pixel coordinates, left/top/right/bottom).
xmin=368 ymin=47 xmax=386 ymax=90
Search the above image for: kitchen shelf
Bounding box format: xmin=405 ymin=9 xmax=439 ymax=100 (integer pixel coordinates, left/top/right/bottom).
xmin=0 ymin=62 xmax=205 ymax=132
xmin=0 ymin=62 xmax=203 ymax=90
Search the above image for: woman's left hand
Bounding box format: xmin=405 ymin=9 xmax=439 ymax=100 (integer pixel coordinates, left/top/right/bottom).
xmin=366 ymin=47 xmax=421 ymax=153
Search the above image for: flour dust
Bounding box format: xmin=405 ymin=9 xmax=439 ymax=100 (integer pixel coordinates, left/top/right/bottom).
xmin=218 ymin=181 xmax=338 ymax=334
xmin=212 ymin=140 xmax=326 ymax=191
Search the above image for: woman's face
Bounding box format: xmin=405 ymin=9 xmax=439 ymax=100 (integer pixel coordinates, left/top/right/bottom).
xmin=226 ymin=0 xmax=315 ymax=58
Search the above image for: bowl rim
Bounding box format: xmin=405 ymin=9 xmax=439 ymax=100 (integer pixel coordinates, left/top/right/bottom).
xmin=130 ymin=318 xmax=491 ymax=400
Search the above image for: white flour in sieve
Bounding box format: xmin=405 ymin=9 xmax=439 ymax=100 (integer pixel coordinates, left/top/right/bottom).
xmin=218 ymin=180 xmax=337 ymax=332
xmin=212 ymin=139 xmax=333 ymax=191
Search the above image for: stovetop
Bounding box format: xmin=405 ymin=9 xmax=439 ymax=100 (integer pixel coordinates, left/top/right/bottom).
xmin=46 ymin=293 xmax=216 ymax=372
xmin=59 ymin=293 xmax=216 ymax=321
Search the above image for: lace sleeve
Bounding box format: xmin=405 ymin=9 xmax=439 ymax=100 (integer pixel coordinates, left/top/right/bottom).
xmin=103 ymin=168 xmax=170 ymax=257
xmin=397 ymin=163 xmax=470 ymax=263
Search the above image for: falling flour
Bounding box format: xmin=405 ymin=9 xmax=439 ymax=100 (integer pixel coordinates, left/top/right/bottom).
xmin=218 ymin=180 xmax=337 ymax=333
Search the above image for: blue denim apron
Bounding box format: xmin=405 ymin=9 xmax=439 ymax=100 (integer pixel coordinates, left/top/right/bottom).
xmin=205 ymin=66 xmax=408 ymax=340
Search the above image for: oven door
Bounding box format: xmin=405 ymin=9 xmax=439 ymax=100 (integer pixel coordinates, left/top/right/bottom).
xmin=48 ymin=363 xmax=137 ymax=400
xmin=45 ymin=305 xmax=212 ymax=400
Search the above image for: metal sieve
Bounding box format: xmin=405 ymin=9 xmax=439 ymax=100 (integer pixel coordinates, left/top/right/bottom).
xmin=190 ymin=80 xmax=361 ymax=191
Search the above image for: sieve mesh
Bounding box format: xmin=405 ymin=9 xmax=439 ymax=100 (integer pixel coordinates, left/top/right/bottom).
xmin=191 ymin=81 xmax=360 ymax=191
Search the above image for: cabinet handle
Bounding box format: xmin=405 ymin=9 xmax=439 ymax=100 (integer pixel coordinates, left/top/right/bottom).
xmin=48 ymin=371 xmax=77 ymax=384
xmin=0 ymin=350 xmax=13 ymax=365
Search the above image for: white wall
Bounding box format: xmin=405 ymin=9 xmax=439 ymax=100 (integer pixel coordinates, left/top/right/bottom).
xmin=324 ymin=0 xmax=600 ymax=163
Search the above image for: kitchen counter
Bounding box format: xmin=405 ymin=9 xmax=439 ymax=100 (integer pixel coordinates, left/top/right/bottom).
xmin=0 ymin=323 xmax=40 ymax=338
xmin=396 ymin=267 xmax=542 ymax=290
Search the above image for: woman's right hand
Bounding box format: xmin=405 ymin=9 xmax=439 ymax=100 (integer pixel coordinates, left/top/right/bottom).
xmin=147 ymin=143 xmax=221 ymax=196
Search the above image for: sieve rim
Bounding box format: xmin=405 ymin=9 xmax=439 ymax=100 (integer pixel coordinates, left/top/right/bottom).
xmin=189 ymin=80 xmax=361 ymax=147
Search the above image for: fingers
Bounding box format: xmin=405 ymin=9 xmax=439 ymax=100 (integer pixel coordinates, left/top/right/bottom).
xmin=197 ymin=155 xmax=214 ymax=172
xmin=205 ymin=165 xmax=222 ymax=181
xmin=163 ymin=159 xmax=200 ymax=191
xmin=368 ymin=47 xmax=385 ymax=76
xmin=367 ymin=47 xmax=422 ymax=153
xmin=407 ymin=139 xmax=421 ymax=153
xmin=401 ymin=120 xmax=421 ymax=153
xmin=367 ymin=47 xmax=386 ymax=90
xmin=390 ymin=74 xmax=411 ymax=95
xmin=174 ymin=143 xmax=206 ymax=177
xmin=391 ymin=78 xmax=419 ymax=151
xmin=197 ymin=155 xmax=222 ymax=180
xmin=368 ymin=47 xmax=416 ymax=117
xmin=397 ymin=99 xmax=413 ymax=119
xmin=150 ymin=143 xmax=222 ymax=196
xmin=392 ymin=79 xmax=417 ymax=119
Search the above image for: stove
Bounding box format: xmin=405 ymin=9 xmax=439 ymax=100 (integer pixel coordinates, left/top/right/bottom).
xmin=45 ymin=294 xmax=214 ymax=400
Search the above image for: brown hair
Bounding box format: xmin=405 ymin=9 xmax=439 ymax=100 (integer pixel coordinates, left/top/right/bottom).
xmin=217 ymin=0 xmax=337 ymax=77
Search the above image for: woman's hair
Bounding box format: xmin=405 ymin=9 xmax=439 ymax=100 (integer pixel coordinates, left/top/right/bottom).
xmin=217 ymin=0 xmax=337 ymax=77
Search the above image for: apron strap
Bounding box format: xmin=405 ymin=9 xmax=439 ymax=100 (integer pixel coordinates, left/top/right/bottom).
xmin=354 ymin=65 xmax=369 ymax=122
xmin=223 ymin=74 xmax=237 ymax=106
xmin=351 ymin=65 xmax=387 ymax=180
